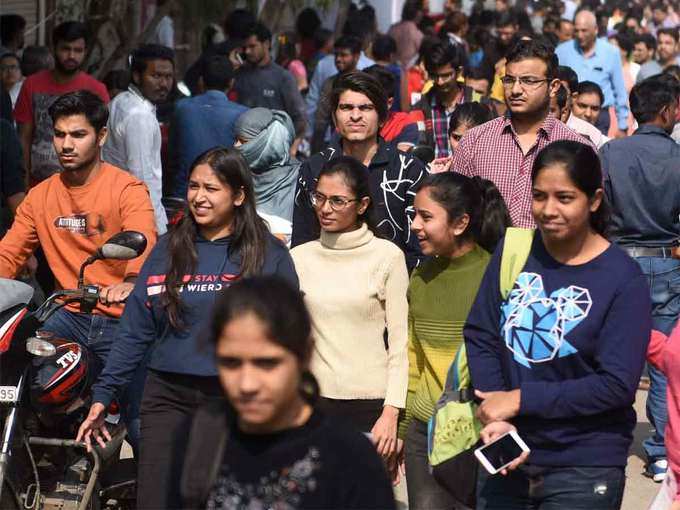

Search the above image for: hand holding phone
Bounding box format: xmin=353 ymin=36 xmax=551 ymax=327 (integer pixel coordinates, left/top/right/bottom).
xmin=474 ymin=424 xmax=530 ymax=475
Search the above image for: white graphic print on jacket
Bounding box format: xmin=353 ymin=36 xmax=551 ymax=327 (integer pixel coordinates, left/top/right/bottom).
xmin=500 ymin=272 xmax=592 ymax=368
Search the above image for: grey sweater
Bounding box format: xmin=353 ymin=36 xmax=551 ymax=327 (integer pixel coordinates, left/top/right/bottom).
xmin=234 ymin=62 xmax=307 ymax=137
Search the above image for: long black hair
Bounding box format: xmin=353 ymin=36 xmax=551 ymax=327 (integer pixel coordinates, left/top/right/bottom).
xmin=163 ymin=148 xmax=270 ymax=329
xmin=417 ymin=173 xmax=511 ymax=252
xmin=209 ymin=276 xmax=319 ymax=403
xmin=316 ymin=156 xmax=381 ymax=236
xmin=531 ymin=140 xmax=610 ymax=236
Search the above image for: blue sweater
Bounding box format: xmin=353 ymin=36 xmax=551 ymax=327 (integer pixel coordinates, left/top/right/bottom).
xmin=464 ymin=234 xmax=651 ymax=467
xmin=91 ymin=232 xmax=298 ymax=407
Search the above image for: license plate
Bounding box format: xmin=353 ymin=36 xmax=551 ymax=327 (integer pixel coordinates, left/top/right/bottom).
xmin=0 ymin=386 xmax=17 ymax=402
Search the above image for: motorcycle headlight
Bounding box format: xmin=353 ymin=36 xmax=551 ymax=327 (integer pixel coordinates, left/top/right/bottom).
xmin=26 ymin=337 xmax=57 ymax=357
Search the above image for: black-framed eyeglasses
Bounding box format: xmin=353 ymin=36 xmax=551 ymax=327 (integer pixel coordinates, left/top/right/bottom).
xmin=501 ymin=75 xmax=550 ymax=88
xmin=309 ymin=192 xmax=360 ymax=211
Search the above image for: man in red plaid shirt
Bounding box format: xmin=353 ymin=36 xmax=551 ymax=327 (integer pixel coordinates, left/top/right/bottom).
xmin=412 ymin=41 xmax=496 ymax=158
xmin=452 ymin=39 xmax=594 ymax=228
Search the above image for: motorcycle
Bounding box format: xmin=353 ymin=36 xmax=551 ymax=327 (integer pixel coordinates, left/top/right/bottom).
xmin=0 ymin=231 xmax=147 ymax=510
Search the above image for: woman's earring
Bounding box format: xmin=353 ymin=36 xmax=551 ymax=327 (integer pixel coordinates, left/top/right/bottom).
xmin=299 ymin=370 xmax=319 ymax=403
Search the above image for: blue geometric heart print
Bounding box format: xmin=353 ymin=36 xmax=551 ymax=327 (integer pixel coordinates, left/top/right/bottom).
xmin=500 ymin=272 xmax=592 ymax=368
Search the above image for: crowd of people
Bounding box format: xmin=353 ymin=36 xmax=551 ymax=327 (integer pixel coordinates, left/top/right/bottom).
xmin=1 ymin=0 xmax=680 ymax=508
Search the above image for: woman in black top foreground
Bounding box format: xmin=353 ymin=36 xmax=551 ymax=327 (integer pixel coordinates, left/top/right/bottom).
xmin=181 ymin=276 xmax=396 ymax=510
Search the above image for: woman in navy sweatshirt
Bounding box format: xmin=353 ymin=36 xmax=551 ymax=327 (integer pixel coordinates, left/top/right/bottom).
xmin=464 ymin=141 xmax=652 ymax=509
xmin=76 ymin=148 xmax=298 ymax=509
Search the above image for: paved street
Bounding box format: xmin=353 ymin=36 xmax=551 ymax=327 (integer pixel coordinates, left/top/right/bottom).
xmin=623 ymin=389 xmax=661 ymax=510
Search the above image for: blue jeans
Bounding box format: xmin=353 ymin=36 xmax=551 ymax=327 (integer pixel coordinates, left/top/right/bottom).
xmin=636 ymin=257 xmax=680 ymax=463
xmin=477 ymin=465 xmax=626 ymax=509
xmin=42 ymin=308 xmax=146 ymax=452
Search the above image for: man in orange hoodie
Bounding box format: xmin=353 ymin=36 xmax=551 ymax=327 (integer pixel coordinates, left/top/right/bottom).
xmin=0 ymin=90 xmax=157 ymax=448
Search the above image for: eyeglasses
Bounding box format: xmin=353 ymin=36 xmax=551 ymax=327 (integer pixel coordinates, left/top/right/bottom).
xmin=0 ymin=64 xmax=19 ymax=72
xmin=309 ymin=192 xmax=360 ymax=211
xmin=501 ymin=75 xmax=550 ymax=88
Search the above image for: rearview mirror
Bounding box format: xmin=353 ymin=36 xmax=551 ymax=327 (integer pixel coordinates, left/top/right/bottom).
xmin=98 ymin=231 xmax=147 ymax=261
xmin=412 ymin=144 xmax=435 ymax=165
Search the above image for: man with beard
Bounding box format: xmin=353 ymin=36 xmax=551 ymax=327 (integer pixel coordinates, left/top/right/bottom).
xmin=0 ymin=90 xmax=156 ymax=449
xmin=233 ymin=22 xmax=307 ymax=147
xmin=412 ymin=41 xmax=496 ymax=158
xmin=452 ymin=39 xmax=594 ymax=228
xmin=102 ymin=44 xmax=174 ymax=234
xmin=637 ymin=28 xmax=680 ymax=83
xmin=13 ymin=21 xmax=109 ymax=187
xmin=310 ymin=35 xmax=363 ymax=153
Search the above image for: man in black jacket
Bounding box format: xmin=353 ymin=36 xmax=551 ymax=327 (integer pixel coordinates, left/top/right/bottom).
xmin=292 ymin=70 xmax=426 ymax=270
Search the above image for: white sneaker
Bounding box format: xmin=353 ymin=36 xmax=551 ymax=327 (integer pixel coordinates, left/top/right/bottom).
xmin=645 ymin=459 xmax=668 ymax=483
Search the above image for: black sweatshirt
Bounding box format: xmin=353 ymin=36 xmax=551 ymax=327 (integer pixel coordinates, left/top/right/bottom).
xmin=204 ymin=410 xmax=395 ymax=510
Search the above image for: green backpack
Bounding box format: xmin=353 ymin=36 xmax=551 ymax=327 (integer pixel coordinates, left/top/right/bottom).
xmin=427 ymin=228 xmax=534 ymax=503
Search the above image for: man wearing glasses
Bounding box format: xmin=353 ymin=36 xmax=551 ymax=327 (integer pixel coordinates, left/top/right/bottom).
xmin=452 ymin=39 xmax=594 ymax=228
xmin=412 ymin=41 xmax=496 ymax=158
xmin=292 ymin=70 xmax=426 ymax=270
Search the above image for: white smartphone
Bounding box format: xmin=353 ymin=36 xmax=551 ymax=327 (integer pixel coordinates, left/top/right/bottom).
xmin=474 ymin=430 xmax=530 ymax=475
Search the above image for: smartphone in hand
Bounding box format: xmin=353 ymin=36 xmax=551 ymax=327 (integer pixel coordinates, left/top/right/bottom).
xmin=474 ymin=430 xmax=530 ymax=475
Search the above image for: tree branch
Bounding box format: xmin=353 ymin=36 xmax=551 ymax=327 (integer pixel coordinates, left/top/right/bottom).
xmin=95 ymin=0 xmax=177 ymax=79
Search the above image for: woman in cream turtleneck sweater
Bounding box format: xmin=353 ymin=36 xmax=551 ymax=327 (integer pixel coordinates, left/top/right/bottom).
xmin=290 ymin=156 xmax=409 ymax=471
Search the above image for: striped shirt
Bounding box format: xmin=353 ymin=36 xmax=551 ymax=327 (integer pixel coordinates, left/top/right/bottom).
xmin=452 ymin=114 xmax=594 ymax=228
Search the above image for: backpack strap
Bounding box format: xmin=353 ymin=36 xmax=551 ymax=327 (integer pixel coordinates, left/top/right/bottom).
xmin=499 ymin=227 xmax=535 ymax=300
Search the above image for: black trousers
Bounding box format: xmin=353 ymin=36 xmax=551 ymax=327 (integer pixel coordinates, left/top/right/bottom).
xmin=595 ymin=107 xmax=611 ymax=136
xmin=316 ymin=397 xmax=383 ymax=433
xmin=136 ymin=369 xmax=223 ymax=510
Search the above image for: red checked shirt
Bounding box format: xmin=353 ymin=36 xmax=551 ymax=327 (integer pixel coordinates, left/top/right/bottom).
xmin=452 ymin=114 xmax=594 ymax=228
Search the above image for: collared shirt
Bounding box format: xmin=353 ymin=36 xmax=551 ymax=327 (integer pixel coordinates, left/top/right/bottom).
xmin=602 ymin=124 xmax=680 ymax=247
xmin=102 ymin=85 xmax=168 ymax=234
xmin=169 ymin=90 xmax=247 ymax=198
xmin=555 ymin=39 xmax=629 ymax=131
xmin=566 ymin=113 xmax=610 ymax=149
xmin=452 ymin=114 xmax=593 ymax=228
xmin=430 ymin=93 xmax=465 ymax=158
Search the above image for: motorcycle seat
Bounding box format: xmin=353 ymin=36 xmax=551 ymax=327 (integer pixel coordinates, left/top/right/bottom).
xmin=0 ymin=278 xmax=33 ymax=312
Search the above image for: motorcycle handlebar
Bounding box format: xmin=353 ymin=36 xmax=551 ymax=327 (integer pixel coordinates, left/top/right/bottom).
xmin=34 ymin=285 xmax=100 ymax=323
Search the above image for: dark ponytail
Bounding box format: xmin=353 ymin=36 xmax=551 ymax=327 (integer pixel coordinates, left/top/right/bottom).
xmin=417 ymin=173 xmax=511 ymax=252
xmin=470 ymin=176 xmax=512 ymax=252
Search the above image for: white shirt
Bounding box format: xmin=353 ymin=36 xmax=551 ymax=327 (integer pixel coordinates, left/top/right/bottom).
xmin=102 ymin=85 xmax=168 ymax=234
xmin=567 ymin=113 xmax=610 ymax=150
xmin=8 ymin=79 xmax=22 ymax=108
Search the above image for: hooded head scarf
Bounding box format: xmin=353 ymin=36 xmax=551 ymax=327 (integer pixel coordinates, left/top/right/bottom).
xmin=234 ymin=108 xmax=300 ymax=228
